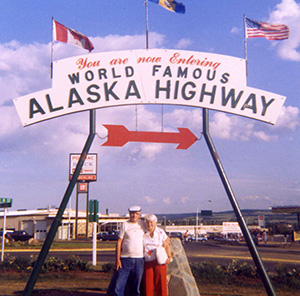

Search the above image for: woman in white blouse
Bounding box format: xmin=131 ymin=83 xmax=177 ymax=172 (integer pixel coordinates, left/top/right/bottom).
xmin=143 ymin=214 xmax=172 ymax=296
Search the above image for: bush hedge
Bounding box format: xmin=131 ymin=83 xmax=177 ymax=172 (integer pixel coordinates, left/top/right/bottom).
xmin=190 ymin=259 xmax=300 ymax=289
xmin=273 ymin=264 xmax=300 ymax=289
xmin=0 ymin=255 xmax=91 ymax=272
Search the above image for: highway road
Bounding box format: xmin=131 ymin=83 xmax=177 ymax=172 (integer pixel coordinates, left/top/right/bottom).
xmin=5 ymin=240 xmax=300 ymax=272
xmin=183 ymin=240 xmax=300 ymax=271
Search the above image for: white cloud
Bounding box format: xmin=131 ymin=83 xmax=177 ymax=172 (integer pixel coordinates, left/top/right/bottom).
xmin=209 ymin=109 xmax=299 ymax=142
xmin=175 ymin=38 xmax=193 ymax=49
xmin=274 ymin=105 xmax=300 ymax=130
xmin=239 ymin=195 xmax=273 ymax=210
xmin=163 ymin=197 xmax=171 ymax=204
xmin=165 ymin=107 xmax=298 ymax=142
xmin=230 ymin=27 xmax=240 ymax=35
xmin=180 ymin=196 xmax=190 ymax=204
xmin=144 ymin=195 xmax=155 ymax=204
xmin=242 ymin=195 xmax=271 ymax=201
xmin=139 ymin=143 xmax=164 ymax=161
xmin=0 ymin=106 xmax=21 ymax=138
xmin=252 ymin=131 xmax=277 ymax=142
xmin=268 ymin=0 xmax=300 ymax=61
xmin=91 ymin=32 xmax=166 ymax=53
xmin=0 ymin=41 xmax=50 ymax=99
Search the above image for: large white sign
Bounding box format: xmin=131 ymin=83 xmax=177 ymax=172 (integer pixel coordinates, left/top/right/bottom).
xmin=69 ymin=153 xmax=97 ymax=181
xmin=222 ymin=222 xmax=242 ymax=234
xmin=14 ymin=49 xmax=286 ymax=126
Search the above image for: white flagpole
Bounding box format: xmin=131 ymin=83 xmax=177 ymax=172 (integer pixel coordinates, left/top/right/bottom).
xmin=136 ymin=1 xmax=150 ymax=132
xmin=51 ymin=17 xmax=54 ymax=79
xmin=244 ymin=14 xmax=248 ymax=77
xmin=145 ymin=0 xmax=149 ymax=49
xmin=145 ymin=1 xmax=164 ymax=132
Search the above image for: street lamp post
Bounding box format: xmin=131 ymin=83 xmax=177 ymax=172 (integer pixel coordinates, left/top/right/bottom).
xmin=163 ymin=216 xmax=166 ymax=231
xmin=196 ymin=205 xmax=200 ymax=241
xmin=196 ymin=200 xmax=212 ymax=242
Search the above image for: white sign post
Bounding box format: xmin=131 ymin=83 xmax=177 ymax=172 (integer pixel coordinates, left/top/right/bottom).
xmin=1 ymin=208 xmax=7 ymax=261
xmin=92 ymin=222 xmax=97 ymax=266
xmin=1 ymin=198 xmax=12 ymax=261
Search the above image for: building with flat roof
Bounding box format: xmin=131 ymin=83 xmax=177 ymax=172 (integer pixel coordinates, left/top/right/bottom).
xmin=1 ymin=208 xmax=268 ymax=241
xmin=0 ymin=208 xmax=129 ymax=240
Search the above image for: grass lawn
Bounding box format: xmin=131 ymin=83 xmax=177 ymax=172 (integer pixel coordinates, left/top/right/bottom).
xmin=1 ymin=269 xmax=300 ymax=296
xmin=4 ymin=241 xmax=116 ymax=250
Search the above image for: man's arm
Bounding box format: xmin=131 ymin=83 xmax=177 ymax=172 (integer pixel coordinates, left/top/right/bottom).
xmin=115 ymin=238 xmax=123 ymax=270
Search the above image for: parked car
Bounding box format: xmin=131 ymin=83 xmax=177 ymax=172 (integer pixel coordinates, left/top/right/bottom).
xmin=188 ymin=235 xmax=208 ymax=242
xmin=97 ymin=231 xmax=119 ymax=241
xmin=166 ymin=232 xmax=183 ymax=241
xmin=0 ymin=230 xmax=14 ymax=236
xmin=10 ymin=231 xmax=33 ymax=242
xmin=214 ymin=234 xmax=242 ymax=243
xmin=96 ymin=231 xmax=108 ymax=239
xmin=214 ymin=235 xmax=227 ymax=242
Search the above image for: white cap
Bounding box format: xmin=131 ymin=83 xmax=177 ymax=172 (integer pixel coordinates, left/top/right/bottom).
xmin=128 ymin=206 xmax=142 ymax=212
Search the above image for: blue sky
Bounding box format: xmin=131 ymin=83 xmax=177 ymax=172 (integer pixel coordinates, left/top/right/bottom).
xmin=1 ymin=0 xmax=300 ymax=215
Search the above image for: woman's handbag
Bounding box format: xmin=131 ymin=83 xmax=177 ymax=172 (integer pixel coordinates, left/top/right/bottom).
xmin=156 ymin=245 xmax=168 ymax=264
xmin=156 ymin=229 xmax=168 ymax=264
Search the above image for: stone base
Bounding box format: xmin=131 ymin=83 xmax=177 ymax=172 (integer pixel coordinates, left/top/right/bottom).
xmin=167 ymin=238 xmax=200 ymax=296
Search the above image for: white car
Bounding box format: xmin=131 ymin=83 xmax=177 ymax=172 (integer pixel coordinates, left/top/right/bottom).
xmin=188 ymin=235 xmax=208 ymax=242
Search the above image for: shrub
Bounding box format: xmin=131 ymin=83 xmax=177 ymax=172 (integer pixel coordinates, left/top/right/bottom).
xmin=226 ymin=259 xmax=258 ymax=278
xmin=273 ymin=264 xmax=300 ymax=289
xmin=64 ymin=255 xmax=91 ymax=271
xmin=0 ymin=255 xmax=91 ymax=272
xmin=190 ymin=260 xmax=259 ymax=283
xmin=0 ymin=254 xmax=35 ymax=271
xmin=0 ymin=255 xmax=16 ymax=271
xmin=190 ymin=261 xmax=226 ymax=282
xmin=42 ymin=256 xmax=65 ymax=272
xmin=191 ymin=260 xmax=300 ymax=290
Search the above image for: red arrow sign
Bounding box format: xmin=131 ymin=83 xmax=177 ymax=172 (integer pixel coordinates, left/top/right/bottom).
xmin=102 ymin=125 xmax=198 ymax=149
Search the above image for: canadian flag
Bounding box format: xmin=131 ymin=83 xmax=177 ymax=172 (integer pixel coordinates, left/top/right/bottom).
xmin=53 ymin=20 xmax=94 ymax=52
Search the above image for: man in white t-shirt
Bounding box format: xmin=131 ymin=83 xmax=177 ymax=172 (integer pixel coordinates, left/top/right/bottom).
xmin=114 ymin=206 xmax=146 ymax=296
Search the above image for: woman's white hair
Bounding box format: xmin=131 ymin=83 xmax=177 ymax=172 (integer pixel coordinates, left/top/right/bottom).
xmin=145 ymin=214 xmax=158 ymax=223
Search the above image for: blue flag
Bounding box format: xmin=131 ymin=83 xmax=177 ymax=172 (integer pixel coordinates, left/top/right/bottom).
xmin=149 ymin=0 xmax=185 ymax=14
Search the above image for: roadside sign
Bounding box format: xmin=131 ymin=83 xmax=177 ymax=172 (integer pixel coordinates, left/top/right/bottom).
xmin=88 ymin=200 xmax=99 ymax=223
xmin=0 ymin=198 xmax=12 ymax=208
xmin=78 ymin=182 xmax=88 ymax=192
xmin=69 ymin=153 xmax=97 ymax=181
xmin=201 ymin=210 xmax=212 ymax=216
xmin=293 ymin=231 xmax=300 ymax=242
xmin=258 ymin=215 xmax=265 ymax=228
xmin=223 ymin=222 xmax=242 ymax=234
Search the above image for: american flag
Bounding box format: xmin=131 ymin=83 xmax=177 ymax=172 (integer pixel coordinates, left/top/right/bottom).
xmin=245 ymin=17 xmax=289 ymax=41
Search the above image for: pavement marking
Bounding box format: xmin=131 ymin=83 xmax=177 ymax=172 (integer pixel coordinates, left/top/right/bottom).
xmin=193 ymin=254 xmax=300 ymax=263
xmin=5 ymin=248 xmax=114 ymax=252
